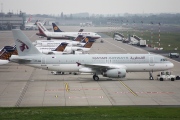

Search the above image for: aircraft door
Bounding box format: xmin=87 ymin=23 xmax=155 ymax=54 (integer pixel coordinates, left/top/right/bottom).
xmin=41 ymin=57 xmax=46 ymax=66
xmin=149 ymin=56 xmax=155 ymax=66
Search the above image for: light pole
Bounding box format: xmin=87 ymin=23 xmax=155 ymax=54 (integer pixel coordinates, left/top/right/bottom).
xmin=158 ymin=22 xmax=161 ymax=48
xmin=141 ymin=21 xmax=143 ymax=37
xmin=151 ymin=21 xmax=154 ymax=47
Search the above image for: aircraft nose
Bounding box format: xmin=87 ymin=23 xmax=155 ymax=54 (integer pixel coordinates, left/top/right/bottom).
xmin=168 ymin=62 xmax=174 ymax=69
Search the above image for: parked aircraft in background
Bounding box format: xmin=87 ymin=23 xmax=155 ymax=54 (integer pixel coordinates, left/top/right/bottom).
xmin=25 ymin=15 xmax=32 ymax=23
xmin=24 ymin=17 xmax=47 ymax=30
xmin=33 ymin=35 xmax=85 ymax=47
xmin=36 ymin=38 xmax=94 ymax=54
xmin=10 ymin=29 xmax=174 ymax=81
xmin=36 ymin=42 xmax=68 ymax=54
xmin=52 ymin=23 xmax=84 ymax=32
xmin=0 ymin=49 xmax=16 ymax=65
xmin=36 ymin=22 xmax=101 ymax=40
xmin=24 ymin=20 xmax=38 ymax=30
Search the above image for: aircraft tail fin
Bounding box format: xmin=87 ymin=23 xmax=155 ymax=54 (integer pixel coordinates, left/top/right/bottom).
xmin=0 ymin=46 xmax=14 ymax=54
xmin=81 ymin=37 xmax=90 ymax=43
xmin=0 ymin=49 xmax=15 ymax=60
xmin=12 ymin=29 xmax=42 ymax=56
xmin=26 ymin=15 xmax=32 ymax=23
xmin=73 ymin=35 xmax=83 ymax=42
xmin=54 ymin=42 xmax=68 ymax=52
xmin=34 ymin=20 xmax=39 ymax=25
xmin=52 ymin=23 xmax=63 ymax=32
xmin=83 ymin=37 xmax=95 ymax=48
xmin=42 ymin=19 xmax=47 ymax=25
xmin=36 ymin=22 xmax=49 ymax=37
xmin=78 ymin=29 xmax=84 ymax=32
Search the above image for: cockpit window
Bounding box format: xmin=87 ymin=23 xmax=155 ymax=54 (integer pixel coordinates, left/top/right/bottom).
xmin=160 ymin=59 xmax=167 ymax=61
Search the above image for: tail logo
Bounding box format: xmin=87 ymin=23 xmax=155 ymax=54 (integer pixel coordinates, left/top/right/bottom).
xmin=54 ymin=26 xmax=58 ymax=30
xmin=16 ymin=39 xmax=29 ymax=52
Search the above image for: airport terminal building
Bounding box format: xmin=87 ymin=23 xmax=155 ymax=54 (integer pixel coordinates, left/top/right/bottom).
xmin=0 ymin=11 xmax=25 ymax=30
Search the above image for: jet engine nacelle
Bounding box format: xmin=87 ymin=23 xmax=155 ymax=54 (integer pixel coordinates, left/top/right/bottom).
xmin=103 ymin=69 xmax=126 ymax=78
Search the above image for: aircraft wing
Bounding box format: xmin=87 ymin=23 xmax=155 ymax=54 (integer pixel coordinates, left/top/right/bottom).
xmin=64 ymin=35 xmax=75 ymax=39
xmin=76 ymin=62 xmax=126 ymax=71
xmin=10 ymin=57 xmax=32 ymax=63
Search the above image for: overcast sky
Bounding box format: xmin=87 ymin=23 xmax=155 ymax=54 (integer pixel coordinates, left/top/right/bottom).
xmin=0 ymin=0 xmax=180 ymax=15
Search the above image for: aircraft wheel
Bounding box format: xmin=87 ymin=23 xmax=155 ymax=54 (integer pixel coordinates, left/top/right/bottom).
xmin=93 ymin=75 xmax=99 ymax=81
xmin=160 ymin=78 xmax=164 ymax=81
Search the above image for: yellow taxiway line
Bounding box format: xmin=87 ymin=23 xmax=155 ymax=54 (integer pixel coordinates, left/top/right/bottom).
xmin=119 ymin=80 xmax=138 ymax=96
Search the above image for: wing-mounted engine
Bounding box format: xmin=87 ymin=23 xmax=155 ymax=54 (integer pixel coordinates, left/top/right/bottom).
xmin=102 ymin=68 xmax=126 ymax=78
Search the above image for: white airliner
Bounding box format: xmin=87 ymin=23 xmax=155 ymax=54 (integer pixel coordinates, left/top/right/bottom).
xmin=36 ymin=39 xmax=94 ymax=54
xmin=36 ymin=22 xmax=101 ymax=40
xmin=24 ymin=15 xmax=37 ymax=30
xmin=10 ymin=30 xmax=174 ymax=81
xmin=25 ymin=16 xmax=46 ymax=30
xmin=33 ymin=35 xmax=85 ymax=47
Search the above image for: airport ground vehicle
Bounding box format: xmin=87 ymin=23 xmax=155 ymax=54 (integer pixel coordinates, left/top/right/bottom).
xmin=169 ymin=53 xmax=179 ymax=58
xmin=157 ymin=71 xmax=176 ymax=81
xmin=176 ymin=75 xmax=180 ymax=80
xmin=114 ymin=35 xmax=123 ymax=41
xmin=139 ymin=40 xmax=146 ymax=47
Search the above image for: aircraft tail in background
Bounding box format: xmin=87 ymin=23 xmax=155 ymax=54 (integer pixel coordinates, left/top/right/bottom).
xmin=78 ymin=29 xmax=84 ymax=32
xmin=83 ymin=37 xmax=95 ymax=48
xmin=54 ymin=42 xmax=68 ymax=52
xmin=52 ymin=23 xmax=63 ymax=32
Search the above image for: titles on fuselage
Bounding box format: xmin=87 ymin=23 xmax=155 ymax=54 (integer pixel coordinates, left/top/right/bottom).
xmin=78 ymin=32 xmax=90 ymax=35
xmin=92 ymin=56 xmax=145 ymax=60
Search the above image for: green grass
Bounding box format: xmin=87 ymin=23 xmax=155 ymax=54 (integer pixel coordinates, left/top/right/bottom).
xmin=105 ymin=30 xmax=180 ymax=52
xmin=0 ymin=106 xmax=180 ymax=120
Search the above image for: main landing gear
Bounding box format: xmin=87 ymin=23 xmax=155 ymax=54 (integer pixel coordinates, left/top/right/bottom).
xmin=93 ymin=74 xmax=99 ymax=81
xmin=149 ymin=72 xmax=154 ymax=80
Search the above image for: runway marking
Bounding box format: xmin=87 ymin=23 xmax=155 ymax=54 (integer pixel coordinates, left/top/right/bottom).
xmin=65 ymin=83 xmax=69 ymax=92
xmin=45 ymin=88 xmax=102 ymax=92
xmin=103 ymin=39 xmax=126 ymax=51
xmin=68 ymin=96 xmax=103 ymax=99
xmin=15 ymin=68 xmax=36 ymax=107
xmin=125 ymin=44 xmax=144 ymax=51
xmin=119 ymin=80 xmax=138 ymax=96
xmin=115 ymin=91 xmax=174 ymax=94
xmin=30 ymin=34 xmax=35 ymax=38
